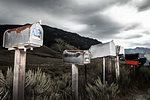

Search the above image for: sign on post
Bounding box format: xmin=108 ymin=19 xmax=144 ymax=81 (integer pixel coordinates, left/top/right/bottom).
xmin=63 ymin=50 xmax=91 ymax=100
xmin=3 ymin=22 xmax=43 ymax=100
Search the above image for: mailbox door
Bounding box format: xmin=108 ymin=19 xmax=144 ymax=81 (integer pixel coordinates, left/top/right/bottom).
xmin=29 ymin=23 xmax=43 ymax=46
xmin=109 ymin=41 xmax=116 ymax=56
xmin=83 ymin=50 xmax=91 ymax=64
xmin=63 ymin=50 xmax=84 ymax=64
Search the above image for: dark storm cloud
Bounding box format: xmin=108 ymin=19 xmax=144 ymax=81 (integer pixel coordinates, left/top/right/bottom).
xmin=124 ymin=23 xmax=140 ymax=31
xmin=78 ymin=13 xmax=123 ymax=39
xmin=0 ymin=0 xmax=131 ymax=40
xmin=124 ymin=34 xmax=143 ymax=39
xmin=143 ymin=31 xmax=150 ymax=35
xmin=115 ymin=34 xmax=143 ymax=40
xmin=0 ymin=0 xmax=131 ymax=17
xmin=131 ymin=42 xmax=150 ymax=47
xmin=136 ymin=0 xmax=150 ymax=11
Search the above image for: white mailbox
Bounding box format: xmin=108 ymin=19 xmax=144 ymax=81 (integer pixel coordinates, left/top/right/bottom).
xmin=89 ymin=41 xmax=116 ymax=59
xmin=3 ymin=22 xmax=43 ymax=50
xmin=63 ymin=50 xmax=91 ymax=65
xmin=116 ymin=45 xmax=124 ymax=55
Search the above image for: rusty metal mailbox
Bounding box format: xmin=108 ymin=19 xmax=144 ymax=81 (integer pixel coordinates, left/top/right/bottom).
xmin=3 ymin=22 xmax=43 ymax=50
xmin=63 ymin=50 xmax=91 ymax=65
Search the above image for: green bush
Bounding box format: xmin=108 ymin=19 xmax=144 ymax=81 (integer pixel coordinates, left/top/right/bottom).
xmin=86 ymin=77 xmax=120 ymax=100
xmin=0 ymin=68 xmax=13 ymax=100
xmin=133 ymin=67 xmax=150 ymax=88
xmin=118 ymin=67 xmax=130 ymax=95
xmin=0 ymin=68 xmax=71 ymax=100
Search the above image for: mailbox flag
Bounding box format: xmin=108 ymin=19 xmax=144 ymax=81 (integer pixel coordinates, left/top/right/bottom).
xmin=126 ymin=61 xmax=139 ymax=66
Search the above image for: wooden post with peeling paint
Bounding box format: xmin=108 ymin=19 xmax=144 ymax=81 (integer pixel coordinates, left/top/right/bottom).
xmin=103 ymin=57 xmax=106 ymax=85
xmin=107 ymin=57 xmax=112 ymax=83
xmin=84 ymin=65 xmax=87 ymax=100
xmin=115 ymin=56 xmax=120 ymax=80
xmin=72 ymin=64 xmax=78 ymax=100
xmin=13 ymin=49 xmax=26 ymax=100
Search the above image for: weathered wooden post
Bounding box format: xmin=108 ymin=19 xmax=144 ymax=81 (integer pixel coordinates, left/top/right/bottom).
xmin=84 ymin=64 xmax=87 ymax=100
xmin=115 ymin=46 xmax=124 ymax=80
xmin=12 ymin=49 xmax=26 ymax=100
xmin=89 ymin=40 xmax=116 ymax=84
xmin=72 ymin=64 xmax=78 ymax=100
xmin=107 ymin=57 xmax=112 ymax=83
xmin=108 ymin=57 xmax=112 ymax=74
xmin=63 ymin=50 xmax=91 ymax=100
xmin=3 ymin=22 xmax=43 ymax=100
xmin=115 ymin=56 xmax=120 ymax=80
xmin=103 ymin=57 xmax=106 ymax=84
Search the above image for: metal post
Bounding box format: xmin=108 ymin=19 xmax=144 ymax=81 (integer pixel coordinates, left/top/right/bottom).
xmin=13 ymin=49 xmax=26 ymax=100
xmin=103 ymin=57 xmax=105 ymax=85
xmin=72 ymin=64 xmax=78 ymax=100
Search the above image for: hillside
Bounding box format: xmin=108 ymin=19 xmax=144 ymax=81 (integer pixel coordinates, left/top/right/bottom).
xmin=0 ymin=24 xmax=101 ymax=66
xmin=0 ymin=24 xmax=101 ymax=50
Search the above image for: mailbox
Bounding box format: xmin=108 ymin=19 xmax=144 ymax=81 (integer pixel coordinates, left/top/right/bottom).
xmin=144 ymin=54 xmax=150 ymax=62
xmin=125 ymin=53 xmax=139 ymax=60
xmin=89 ymin=41 xmax=116 ymax=59
xmin=63 ymin=50 xmax=91 ymax=65
xmin=3 ymin=22 xmax=43 ymax=50
xmin=116 ymin=45 xmax=124 ymax=55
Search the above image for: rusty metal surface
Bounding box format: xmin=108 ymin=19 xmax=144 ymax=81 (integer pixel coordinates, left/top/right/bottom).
xmin=3 ymin=22 xmax=43 ymax=49
xmin=8 ymin=25 xmax=31 ymax=34
xmin=63 ymin=50 xmax=91 ymax=65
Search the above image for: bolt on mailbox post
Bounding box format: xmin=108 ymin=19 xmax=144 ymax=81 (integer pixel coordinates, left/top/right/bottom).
xmin=89 ymin=40 xmax=116 ymax=84
xmin=3 ymin=22 xmax=43 ymax=100
xmin=63 ymin=50 xmax=91 ymax=100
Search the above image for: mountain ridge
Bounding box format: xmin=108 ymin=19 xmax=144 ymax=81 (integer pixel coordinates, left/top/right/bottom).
xmin=0 ymin=24 xmax=101 ymax=50
xmin=0 ymin=24 xmax=101 ymax=66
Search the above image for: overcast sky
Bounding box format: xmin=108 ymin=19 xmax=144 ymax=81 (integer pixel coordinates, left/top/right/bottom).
xmin=1 ymin=0 xmax=150 ymax=48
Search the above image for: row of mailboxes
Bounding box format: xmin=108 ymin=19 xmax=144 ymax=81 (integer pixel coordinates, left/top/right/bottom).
xmin=2 ymin=23 xmax=124 ymax=65
xmin=63 ymin=42 xmax=124 ymax=65
xmin=3 ymin=22 xmax=43 ymax=50
xmin=63 ymin=50 xmax=91 ymax=65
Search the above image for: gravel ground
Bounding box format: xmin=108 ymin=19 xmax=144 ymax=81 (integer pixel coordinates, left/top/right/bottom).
xmin=130 ymin=88 xmax=150 ymax=100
